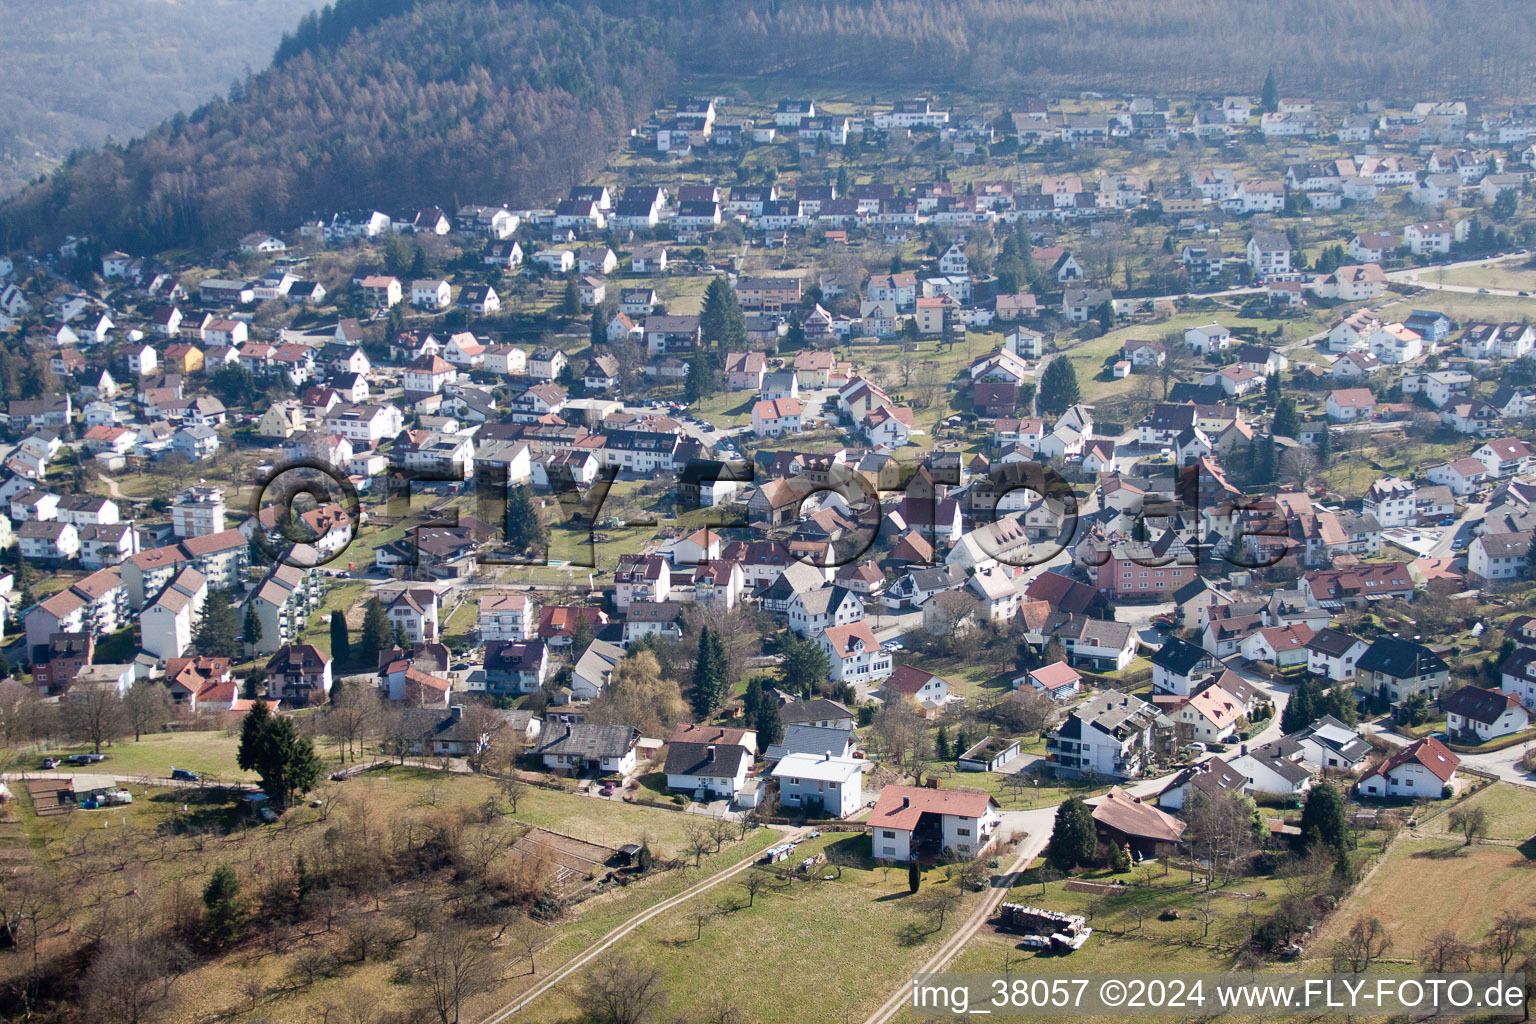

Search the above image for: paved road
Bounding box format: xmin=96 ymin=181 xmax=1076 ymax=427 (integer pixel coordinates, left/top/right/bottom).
xmin=1394 ymin=253 xmax=1534 ymax=296
xmin=475 ymin=825 xmax=813 ymax=1024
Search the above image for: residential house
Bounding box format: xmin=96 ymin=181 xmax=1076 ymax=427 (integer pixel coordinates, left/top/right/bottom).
xmin=1358 ymin=737 xmax=1459 ymax=799
xmin=867 ymin=785 xmax=1000 ymax=862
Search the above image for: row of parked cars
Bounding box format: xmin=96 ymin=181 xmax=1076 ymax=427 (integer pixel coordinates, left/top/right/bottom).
xmin=39 ymin=754 xmax=201 ymax=782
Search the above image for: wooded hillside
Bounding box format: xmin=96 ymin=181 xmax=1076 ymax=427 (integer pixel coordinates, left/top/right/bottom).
xmin=0 ymin=0 xmax=319 ymax=197
xmin=4 ymin=0 xmax=1533 ymax=252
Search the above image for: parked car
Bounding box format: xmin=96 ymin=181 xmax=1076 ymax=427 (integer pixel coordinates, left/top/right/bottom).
xmin=65 ymin=753 xmax=106 ymax=766
xmin=599 ymin=784 xmax=615 ymax=797
xmin=170 ymin=768 xmax=200 ymax=782
xmin=40 ymin=757 xmax=59 ymax=769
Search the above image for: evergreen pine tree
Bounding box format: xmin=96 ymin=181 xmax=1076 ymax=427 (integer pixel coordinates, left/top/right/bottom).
xmin=1261 ymin=69 xmax=1280 ymax=113
xmin=242 ymin=601 xmax=264 ymax=651
xmin=690 ymin=627 xmax=727 ymax=719
xmin=293 ymin=853 xmax=314 ymax=909
xmin=200 ymin=864 xmax=246 ymax=948
xmin=193 ymin=592 xmax=243 ymax=659
xmin=699 ymin=277 xmax=747 ymax=351
xmin=1093 ymin=301 xmax=1114 ymax=332
xmin=570 ymin=612 xmax=594 ymax=653
xmin=1045 ymin=797 xmax=1098 ymax=870
xmin=1038 ymin=356 xmax=1082 ymax=417
xmin=359 ymin=598 xmax=390 ymax=663
xmin=392 ymin=622 xmax=408 ymax=649
xmin=1257 ymin=435 xmax=1278 ymax=483
xmin=14 ymin=549 xmax=32 ymax=607
xmin=1265 ymin=372 xmax=1281 ymax=404
xmin=935 ymin=725 xmax=950 ymax=759
xmin=908 ymin=860 xmax=921 ymax=893
xmin=1316 ymin=428 xmax=1333 ymax=466
xmin=1299 ymin=783 xmax=1349 ymax=858
xmin=753 ymin=697 xmax=783 ymax=747
xmin=685 ymin=351 xmax=716 ymax=402
xmin=1272 ymin=397 xmax=1300 ymax=439
xmin=505 ymin=483 xmax=547 ymax=556
xmin=590 ymin=311 xmax=606 ymax=349
xmin=560 ymin=276 xmax=581 ymax=317
xmin=780 ymin=632 xmax=831 ymax=696
xmin=237 ymin=700 xmax=272 ymax=773
xmin=1281 ymin=677 xmax=1317 ymax=733
xmin=329 ymin=609 xmax=350 ymax=666
xmin=742 ymin=677 xmax=765 ymax=721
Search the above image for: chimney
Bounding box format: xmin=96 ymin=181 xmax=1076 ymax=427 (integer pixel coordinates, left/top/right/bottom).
xmin=449 ymin=704 xmax=463 ymax=721
xmin=706 ymin=745 xmax=716 ymax=762
xmin=901 ymin=795 xmax=910 ymax=809
xmin=824 ymin=750 xmax=832 ymax=761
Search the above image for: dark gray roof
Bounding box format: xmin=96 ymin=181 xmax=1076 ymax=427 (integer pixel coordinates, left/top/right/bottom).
xmin=779 ymin=698 xmax=854 ymax=727
xmin=1357 ymin=637 xmax=1448 ymax=679
xmin=537 ymin=723 xmax=638 ymax=758
xmin=664 ymin=741 xmax=749 ymax=779
xmin=763 ymin=723 xmax=854 ymax=762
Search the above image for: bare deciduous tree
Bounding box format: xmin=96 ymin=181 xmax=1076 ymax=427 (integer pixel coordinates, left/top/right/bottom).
xmin=1332 ymin=917 xmax=1392 ymax=973
xmin=412 ymin=923 xmax=501 ymax=1024
xmin=82 ymin=938 xmax=188 ymax=1024
xmin=570 ymin=955 xmax=668 ymax=1024
xmin=1421 ymin=930 xmax=1474 ymax=973
xmin=1487 ymin=911 xmax=1533 ymax=972
xmin=1448 ymin=805 xmax=1490 ymax=847
xmin=737 ymin=869 xmax=778 ymax=908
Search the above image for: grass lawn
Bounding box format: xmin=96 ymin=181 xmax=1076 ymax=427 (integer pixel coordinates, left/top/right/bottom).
xmin=338 ymin=766 xmax=711 ymax=859
xmin=1419 ymin=781 xmax=1536 ymax=842
xmin=298 ymin=579 xmax=371 ymax=654
xmin=899 ymin=923 xmax=1235 ymax=1024
xmin=530 ymin=830 xmax=990 ymax=1024
xmin=696 ymin=388 xmax=759 ymax=429
xmin=1430 ymin=263 xmax=1536 ymax=292
xmin=1310 ymin=833 xmax=1536 ymax=959
xmin=41 ymin=729 xmax=256 ymax=782
xmin=1374 ymin=289 xmax=1536 ymax=328
xmin=457 ymin=827 xmax=782 ymax=1021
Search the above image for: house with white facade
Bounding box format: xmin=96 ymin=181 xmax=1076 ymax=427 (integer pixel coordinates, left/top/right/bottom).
xmin=867 ymin=785 xmax=1000 ymax=863
xmin=1358 ymin=737 xmax=1459 ymax=799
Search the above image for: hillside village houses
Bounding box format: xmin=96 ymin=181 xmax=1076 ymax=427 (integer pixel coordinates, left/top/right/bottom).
xmin=9 ymin=85 xmax=1536 ymax=901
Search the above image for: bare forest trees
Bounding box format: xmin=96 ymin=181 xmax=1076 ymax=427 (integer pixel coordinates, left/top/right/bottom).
xmin=411 ymin=922 xmax=502 ymax=1024
xmin=1181 ymin=792 xmax=1257 ymax=888
xmin=65 ymin=683 xmax=127 ymax=754
xmin=324 ymin=682 xmax=382 ymax=762
xmin=572 ymin=955 xmax=668 ymax=1024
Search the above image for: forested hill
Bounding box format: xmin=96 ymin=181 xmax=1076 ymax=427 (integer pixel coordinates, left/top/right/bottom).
xmin=4 ymin=0 xmax=1535 ymax=252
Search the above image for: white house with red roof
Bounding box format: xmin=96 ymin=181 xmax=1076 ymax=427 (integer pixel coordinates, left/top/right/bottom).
xmin=1015 ymin=660 xmax=1083 ymax=699
xmin=1239 ymin=623 xmax=1316 ymax=668
xmin=877 ymin=665 xmax=949 ymax=710
xmin=1326 ymin=388 xmax=1376 ymax=422
xmin=751 ymin=397 xmax=803 ymax=438
xmin=868 ymin=784 xmax=1001 ymax=863
xmin=818 ymin=622 xmax=891 ymax=685
xmin=1474 ymin=438 xmax=1536 ymax=478
xmin=1173 ymin=682 xmax=1245 ymax=744
xmin=1358 ymin=737 xmax=1460 ymax=799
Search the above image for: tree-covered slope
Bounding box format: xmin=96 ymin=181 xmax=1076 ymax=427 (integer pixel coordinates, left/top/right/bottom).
xmin=4 ymin=0 xmax=1534 ymax=252
xmin=0 ymin=0 xmax=320 ymax=197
